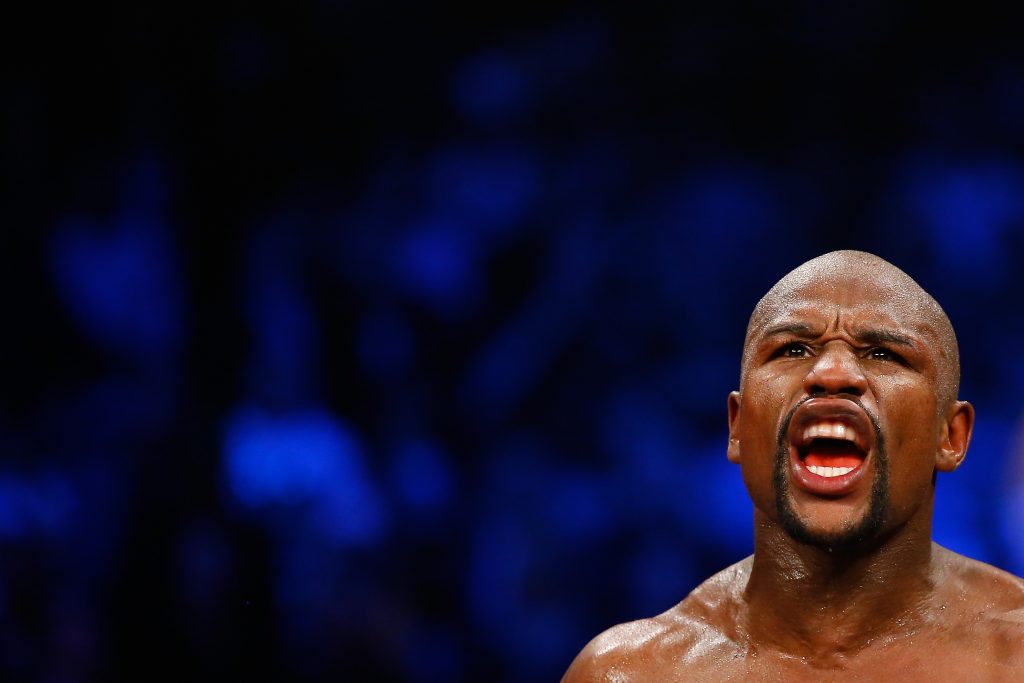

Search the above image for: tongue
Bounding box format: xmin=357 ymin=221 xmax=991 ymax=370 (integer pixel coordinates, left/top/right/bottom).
xmin=804 ymin=440 xmax=864 ymax=469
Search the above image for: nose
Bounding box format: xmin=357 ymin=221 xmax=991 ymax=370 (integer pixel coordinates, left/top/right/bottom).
xmin=803 ymin=343 xmax=868 ymax=397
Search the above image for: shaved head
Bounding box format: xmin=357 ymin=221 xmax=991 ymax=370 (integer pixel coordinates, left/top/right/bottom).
xmin=743 ymin=250 xmax=961 ymax=409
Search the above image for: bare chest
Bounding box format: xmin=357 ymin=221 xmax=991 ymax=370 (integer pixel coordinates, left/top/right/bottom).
xmin=637 ymin=635 xmax=1019 ymax=683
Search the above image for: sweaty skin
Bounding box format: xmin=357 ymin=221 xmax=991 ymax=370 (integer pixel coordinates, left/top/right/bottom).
xmin=562 ymin=251 xmax=1024 ymax=682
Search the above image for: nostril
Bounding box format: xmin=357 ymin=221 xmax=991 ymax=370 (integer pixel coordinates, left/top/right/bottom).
xmin=809 ymin=384 xmax=864 ymax=398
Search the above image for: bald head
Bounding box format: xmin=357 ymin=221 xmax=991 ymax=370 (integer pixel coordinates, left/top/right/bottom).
xmin=743 ymin=250 xmax=961 ymax=409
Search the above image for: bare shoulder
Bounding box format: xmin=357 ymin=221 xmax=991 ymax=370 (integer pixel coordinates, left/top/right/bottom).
xmin=559 ymin=613 xmax=687 ymax=683
xmin=939 ymin=544 xmax=1024 ymax=610
xmin=936 ymin=545 xmax=1024 ymax=668
xmin=561 ymin=558 xmax=752 ymax=683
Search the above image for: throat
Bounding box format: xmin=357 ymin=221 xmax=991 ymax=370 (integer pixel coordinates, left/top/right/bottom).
xmin=744 ymin=526 xmax=941 ymax=656
xmin=744 ymin=571 xmax=936 ymax=659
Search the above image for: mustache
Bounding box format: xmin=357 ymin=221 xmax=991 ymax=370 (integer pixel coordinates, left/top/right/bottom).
xmin=775 ymin=395 xmax=884 ymax=451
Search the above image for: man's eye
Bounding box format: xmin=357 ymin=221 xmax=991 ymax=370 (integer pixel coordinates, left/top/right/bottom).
xmin=868 ymin=347 xmax=902 ymax=362
xmin=777 ymin=343 xmax=809 ymax=358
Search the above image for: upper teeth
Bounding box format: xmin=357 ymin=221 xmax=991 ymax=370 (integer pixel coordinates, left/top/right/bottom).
xmin=802 ymin=421 xmax=854 ymax=442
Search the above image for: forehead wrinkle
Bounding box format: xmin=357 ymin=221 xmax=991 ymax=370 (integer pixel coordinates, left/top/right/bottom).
xmin=763 ymin=321 xmax=924 ymax=349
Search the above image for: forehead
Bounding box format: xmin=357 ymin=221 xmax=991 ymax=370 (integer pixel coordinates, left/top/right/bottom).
xmin=749 ymin=269 xmax=944 ymax=346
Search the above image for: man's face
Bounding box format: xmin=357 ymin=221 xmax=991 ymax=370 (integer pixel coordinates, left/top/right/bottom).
xmin=728 ymin=270 xmax=961 ymax=548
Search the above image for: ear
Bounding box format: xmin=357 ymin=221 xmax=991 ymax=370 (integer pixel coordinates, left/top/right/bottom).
xmin=935 ymin=400 xmax=974 ymax=473
xmin=727 ymin=391 xmax=742 ymax=464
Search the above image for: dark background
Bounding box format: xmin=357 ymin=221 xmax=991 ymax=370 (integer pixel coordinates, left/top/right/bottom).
xmin=4 ymin=3 xmax=1024 ymax=681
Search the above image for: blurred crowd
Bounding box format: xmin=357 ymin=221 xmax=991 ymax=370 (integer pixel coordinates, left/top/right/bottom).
xmin=5 ymin=3 xmax=1024 ymax=681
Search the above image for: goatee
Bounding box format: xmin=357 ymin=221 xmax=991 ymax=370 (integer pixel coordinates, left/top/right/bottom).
xmin=772 ymin=397 xmax=889 ymax=550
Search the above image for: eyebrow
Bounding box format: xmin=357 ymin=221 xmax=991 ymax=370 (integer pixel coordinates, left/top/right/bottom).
xmin=760 ymin=323 xmax=920 ymax=349
xmin=854 ymin=328 xmax=918 ymax=348
xmin=761 ymin=323 xmax=818 ymax=339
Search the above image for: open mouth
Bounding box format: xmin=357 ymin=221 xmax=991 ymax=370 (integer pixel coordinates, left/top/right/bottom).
xmin=787 ymin=399 xmax=874 ymax=493
xmin=797 ymin=423 xmax=867 ymax=477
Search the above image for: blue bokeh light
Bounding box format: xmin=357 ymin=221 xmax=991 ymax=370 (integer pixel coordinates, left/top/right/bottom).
xmin=0 ymin=469 xmax=76 ymax=541
xmin=223 ymin=405 xmax=386 ymax=546
xmin=49 ymin=212 xmax=184 ymax=363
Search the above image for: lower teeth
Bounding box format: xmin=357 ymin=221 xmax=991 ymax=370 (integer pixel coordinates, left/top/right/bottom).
xmin=807 ymin=465 xmax=854 ymax=478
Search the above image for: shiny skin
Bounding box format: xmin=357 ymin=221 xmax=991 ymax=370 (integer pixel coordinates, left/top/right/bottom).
xmin=562 ymin=550 xmax=1024 ymax=682
xmin=562 ymin=252 xmax=1024 ymax=681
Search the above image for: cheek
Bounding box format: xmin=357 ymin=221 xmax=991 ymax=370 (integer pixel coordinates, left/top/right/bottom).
xmin=740 ymin=393 xmax=779 ymax=453
xmin=877 ymin=383 xmax=941 ymax=490
xmin=737 ymin=386 xmax=788 ymax=498
xmin=873 ymin=369 xmax=925 ymax=393
xmin=741 ymin=372 xmax=794 ymax=442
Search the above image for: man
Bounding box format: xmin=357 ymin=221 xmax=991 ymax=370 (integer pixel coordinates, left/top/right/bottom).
xmin=562 ymin=250 xmax=1024 ymax=681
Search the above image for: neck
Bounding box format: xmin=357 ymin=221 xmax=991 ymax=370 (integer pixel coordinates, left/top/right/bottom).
xmin=743 ymin=508 xmax=942 ymax=660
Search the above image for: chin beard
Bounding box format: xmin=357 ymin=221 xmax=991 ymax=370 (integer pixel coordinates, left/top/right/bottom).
xmin=772 ymin=400 xmax=890 ymax=551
